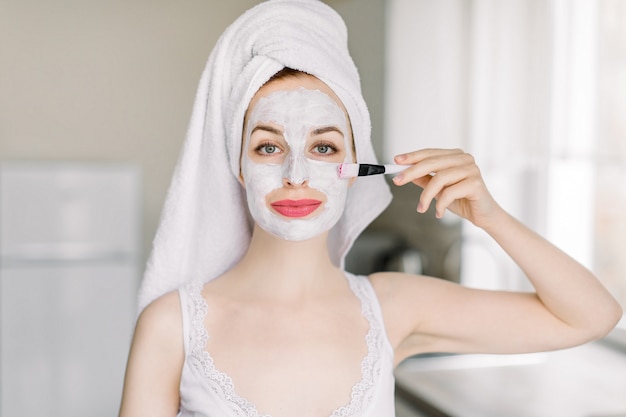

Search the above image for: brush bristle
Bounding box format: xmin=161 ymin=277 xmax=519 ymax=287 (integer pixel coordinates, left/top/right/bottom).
xmin=338 ymin=163 xmax=359 ymax=179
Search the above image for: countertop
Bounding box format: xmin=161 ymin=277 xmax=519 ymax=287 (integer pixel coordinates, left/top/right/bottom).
xmin=395 ymin=340 xmax=626 ymax=417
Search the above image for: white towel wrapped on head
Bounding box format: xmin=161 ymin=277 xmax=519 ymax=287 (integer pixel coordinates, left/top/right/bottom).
xmin=138 ymin=0 xmax=392 ymax=312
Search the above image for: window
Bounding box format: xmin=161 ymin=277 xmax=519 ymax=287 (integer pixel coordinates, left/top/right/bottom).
xmin=385 ymin=0 xmax=625 ymax=321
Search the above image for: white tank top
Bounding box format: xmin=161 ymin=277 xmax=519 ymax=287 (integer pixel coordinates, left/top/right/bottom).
xmin=176 ymin=272 xmax=396 ymax=417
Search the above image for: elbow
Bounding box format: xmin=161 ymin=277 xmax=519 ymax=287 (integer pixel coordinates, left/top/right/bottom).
xmin=606 ymin=300 xmax=624 ymax=334
xmin=568 ymin=299 xmax=624 ymax=345
xmin=615 ymin=302 xmax=624 ymax=324
xmin=589 ymin=301 xmax=623 ymax=342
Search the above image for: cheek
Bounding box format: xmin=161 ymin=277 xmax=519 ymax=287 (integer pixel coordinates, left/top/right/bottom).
xmin=242 ymin=161 xmax=283 ymax=198
xmin=306 ymin=160 xmax=350 ymax=204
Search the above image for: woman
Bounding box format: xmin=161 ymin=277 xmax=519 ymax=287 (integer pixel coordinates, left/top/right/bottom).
xmin=118 ymin=1 xmax=622 ymax=416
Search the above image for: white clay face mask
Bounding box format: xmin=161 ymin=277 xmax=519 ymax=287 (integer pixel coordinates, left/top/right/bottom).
xmin=241 ymin=87 xmax=352 ymax=241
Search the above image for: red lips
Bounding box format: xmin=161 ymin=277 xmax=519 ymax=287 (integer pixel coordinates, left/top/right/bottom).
xmin=270 ymin=199 xmax=322 ymax=218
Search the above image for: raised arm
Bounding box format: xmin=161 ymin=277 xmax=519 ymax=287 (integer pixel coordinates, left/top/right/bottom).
xmin=373 ymin=149 xmax=623 ymax=364
xmin=118 ymin=292 xmax=183 ymax=417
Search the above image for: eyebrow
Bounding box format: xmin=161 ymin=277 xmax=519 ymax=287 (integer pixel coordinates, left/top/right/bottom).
xmin=251 ymin=124 xmax=283 ymax=136
xmin=311 ymin=126 xmax=344 ymax=137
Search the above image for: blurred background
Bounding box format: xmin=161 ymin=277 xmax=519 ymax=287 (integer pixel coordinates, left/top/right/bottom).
xmin=1 ymin=0 xmax=625 ymax=416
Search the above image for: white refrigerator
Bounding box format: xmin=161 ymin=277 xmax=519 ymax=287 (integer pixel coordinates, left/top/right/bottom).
xmin=0 ymin=162 xmax=140 ymax=417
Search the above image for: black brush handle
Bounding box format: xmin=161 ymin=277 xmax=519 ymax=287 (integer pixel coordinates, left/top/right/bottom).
xmin=358 ymin=164 xmax=385 ymax=176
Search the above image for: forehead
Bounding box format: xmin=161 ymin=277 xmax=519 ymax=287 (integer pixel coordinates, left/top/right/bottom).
xmin=246 ymin=74 xmax=347 ymax=118
xmin=247 ymin=89 xmax=347 ymax=132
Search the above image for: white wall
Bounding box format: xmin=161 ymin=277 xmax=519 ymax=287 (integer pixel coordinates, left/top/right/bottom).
xmin=0 ymin=0 xmax=255 ymax=269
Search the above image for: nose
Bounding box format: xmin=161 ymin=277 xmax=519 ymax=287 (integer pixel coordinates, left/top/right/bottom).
xmin=283 ymin=177 xmax=309 ymax=187
xmin=283 ymin=153 xmax=309 ymax=186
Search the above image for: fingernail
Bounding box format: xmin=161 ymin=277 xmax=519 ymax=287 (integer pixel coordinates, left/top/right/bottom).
xmin=395 ymin=154 xmax=406 ymax=162
xmin=393 ymin=173 xmax=404 ymax=184
xmin=417 ymin=202 xmax=424 ymax=213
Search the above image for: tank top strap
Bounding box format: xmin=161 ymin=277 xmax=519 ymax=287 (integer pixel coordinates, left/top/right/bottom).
xmin=178 ymin=280 xmax=206 ymax=357
xmin=344 ymin=272 xmax=394 ymax=356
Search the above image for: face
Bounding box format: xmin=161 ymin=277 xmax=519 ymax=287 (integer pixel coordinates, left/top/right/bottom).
xmin=241 ymin=75 xmax=353 ymax=241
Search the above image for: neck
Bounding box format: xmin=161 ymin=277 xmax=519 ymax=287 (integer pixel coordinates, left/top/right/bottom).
xmin=230 ymin=224 xmax=343 ymax=299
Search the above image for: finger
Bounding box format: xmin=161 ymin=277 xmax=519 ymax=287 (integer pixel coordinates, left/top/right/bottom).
xmin=393 ymin=170 xmax=433 ymax=188
xmin=394 ymin=148 xmax=464 ymax=166
xmin=434 ymin=180 xmax=477 ymax=218
xmin=417 ymin=166 xmax=468 ymax=213
xmin=408 ymin=175 xmax=431 ymax=190
xmin=393 ymin=151 xmax=473 ymax=186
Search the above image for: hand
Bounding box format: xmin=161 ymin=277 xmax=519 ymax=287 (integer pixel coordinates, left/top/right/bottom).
xmin=392 ymin=148 xmax=499 ymax=227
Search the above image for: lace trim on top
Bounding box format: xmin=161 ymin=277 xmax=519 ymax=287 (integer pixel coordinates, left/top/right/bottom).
xmin=185 ymin=273 xmax=383 ymax=417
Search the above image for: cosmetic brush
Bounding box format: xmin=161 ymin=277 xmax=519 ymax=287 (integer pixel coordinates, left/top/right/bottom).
xmin=337 ymin=163 xmax=407 ymax=179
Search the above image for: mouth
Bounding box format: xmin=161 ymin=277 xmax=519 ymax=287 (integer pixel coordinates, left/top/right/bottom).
xmin=270 ymin=199 xmax=323 ymax=218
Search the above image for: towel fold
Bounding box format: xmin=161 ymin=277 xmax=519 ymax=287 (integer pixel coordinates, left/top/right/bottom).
xmin=138 ymin=0 xmax=392 ymax=312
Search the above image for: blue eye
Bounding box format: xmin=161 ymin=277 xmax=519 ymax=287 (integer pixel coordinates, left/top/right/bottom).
xmin=256 ymin=142 xmax=281 ymax=155
xmin=317 ymin=145 xmax=331 ymax=154
xmin=313 ymin=142 xmax=338 ymax=155
xmin=263 ymin=145 xmax=277 ymax=154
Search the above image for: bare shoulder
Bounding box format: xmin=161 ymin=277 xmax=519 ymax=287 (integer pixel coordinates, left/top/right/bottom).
xmin=128 ymin=291 xmax=185 ymax=377
xmin=119 ymin=291 xmax=185 ymax=416
xmin=134 ymin=290 xmax=184 ymax=351
xmin=140 ymin=290 xmax=182 ymax=318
